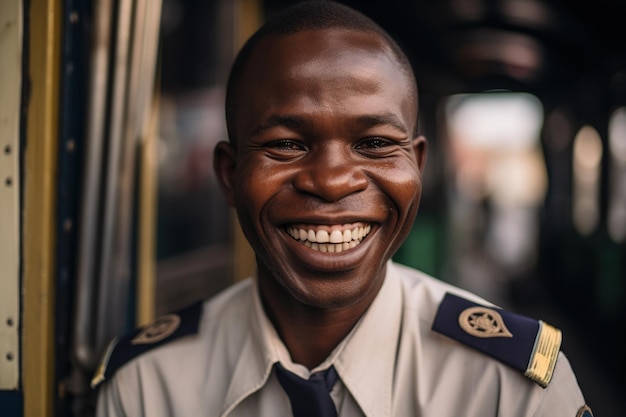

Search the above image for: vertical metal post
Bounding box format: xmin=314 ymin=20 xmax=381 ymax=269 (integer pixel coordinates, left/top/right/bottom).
xmin=72 ymin=0 xmax=113 ymax=373
xmin=70 ymin=0 xmax=163 ymax=400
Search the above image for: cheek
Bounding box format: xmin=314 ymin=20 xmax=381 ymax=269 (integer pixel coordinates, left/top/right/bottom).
xmin=235 ymin=155 xmax=271 ymax=197
xmin=233 ymin=159 xmax=291 ymax=226
xmin=381 ymin=165 xmax=422 ymax=253
xmin=378 ymin=162 xmax=422 ymax=214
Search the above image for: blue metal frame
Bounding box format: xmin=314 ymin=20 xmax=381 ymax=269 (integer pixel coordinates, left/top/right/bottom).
xmin=55 ymin=0 xmax=90 ymax=415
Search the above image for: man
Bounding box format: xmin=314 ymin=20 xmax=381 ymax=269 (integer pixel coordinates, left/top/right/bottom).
xmin=93 ymin=1 xmax=591 ymax=416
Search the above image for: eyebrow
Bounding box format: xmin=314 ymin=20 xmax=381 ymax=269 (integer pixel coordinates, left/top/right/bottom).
xmin=355 ymin=114 xmax=408 ymax=134
xmin=248 ymin=113 xmax=409 ymax=137
xmin=249 ymin=115 xmax=307 ymax=138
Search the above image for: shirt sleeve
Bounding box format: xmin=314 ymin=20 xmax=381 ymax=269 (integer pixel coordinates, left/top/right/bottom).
xmin=95 ymin=382 xmax=125 ymax=417
xmin=532 ymin=353 xmax=589 ymax=417
xmin=95 ymin=367 xmax=142 ymax=417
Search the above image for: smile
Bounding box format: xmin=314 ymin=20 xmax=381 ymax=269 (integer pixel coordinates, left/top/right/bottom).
xmin=286 ymin=223 xmax=372 ymax=253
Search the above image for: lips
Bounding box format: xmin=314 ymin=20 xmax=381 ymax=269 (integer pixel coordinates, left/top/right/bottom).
xmin=286 ymin=223 xmax=372 ymax=253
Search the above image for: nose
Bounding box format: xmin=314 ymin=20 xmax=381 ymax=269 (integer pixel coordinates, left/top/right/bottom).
xmin=292 ymin=143 xmax=368 ymax=202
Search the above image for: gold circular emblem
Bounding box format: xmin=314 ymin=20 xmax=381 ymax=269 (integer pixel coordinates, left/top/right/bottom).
xmin=458 ymin=306 xmax=513 ymax=338
xmin=131 ymin=314 xmax=181 ymax=345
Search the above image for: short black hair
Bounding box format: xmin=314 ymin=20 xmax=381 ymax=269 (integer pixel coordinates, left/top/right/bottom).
xmin=225 ymin=0 xmax=419 ymax=143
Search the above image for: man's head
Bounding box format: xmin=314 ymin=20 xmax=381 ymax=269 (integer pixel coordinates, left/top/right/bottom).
xmin=225 ymin=0 xmax=419 ymax=145
xmin=214 ymin=0 xmax=427 ymax=311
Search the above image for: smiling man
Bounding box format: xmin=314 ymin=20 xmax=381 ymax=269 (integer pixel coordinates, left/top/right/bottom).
xmin=93 ymin=2 xmax=591 ymax=416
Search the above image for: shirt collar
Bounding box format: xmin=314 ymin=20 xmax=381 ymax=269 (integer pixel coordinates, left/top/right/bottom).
xmin=221 ymin=275 xmax=274 ymax=416
xmin=246 ymin=277 xmax=350 ymax=379
xmin=221 ymin=262 xmax=403 ymax=417
xmin=334 ymin=261 xmax=403 ymax=417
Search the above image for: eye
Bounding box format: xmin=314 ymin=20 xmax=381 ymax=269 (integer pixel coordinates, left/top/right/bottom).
xmin=262 ymin=139 xmax=307 ymax=159
xmin=356 ymin=137 xmax=392 ymax=149
xmin=265 ymin=139 xmax=306 ymax=151
xmin=355 ymin=136 xmax=409 ymax=157
xmin=355 ymin=137 xmax=401 ymax=156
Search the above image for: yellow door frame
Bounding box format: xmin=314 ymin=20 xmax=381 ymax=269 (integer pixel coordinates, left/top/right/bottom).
xmin=23 ymin=0 xmax=62 ymax=415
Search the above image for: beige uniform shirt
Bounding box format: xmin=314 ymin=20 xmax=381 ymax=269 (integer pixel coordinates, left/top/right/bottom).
xmin=95 ymin=261 xmax=587 ymax=417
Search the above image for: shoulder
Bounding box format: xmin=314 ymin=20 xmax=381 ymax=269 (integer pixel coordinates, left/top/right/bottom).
xmin=432 ymin=291 xmax=560 ymax=388
xmin=92 ymin=278 xmax=254 ymax=389
xmin=391 ymin=262 xmax=560 ymax=388
xmin=91 ymin=300 xmax=204 ymax=388
xmin=391 ymin=262 xmax=591 ymax=414
xmin=391 ymin=261 xmax=493 ymax=318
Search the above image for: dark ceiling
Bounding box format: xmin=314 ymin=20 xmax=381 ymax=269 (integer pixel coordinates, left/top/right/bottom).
xmin=265 ymin=0 xmax=626 ymax=108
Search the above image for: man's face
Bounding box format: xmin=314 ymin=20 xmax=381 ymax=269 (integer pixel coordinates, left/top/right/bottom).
xmin=217 ymin=29 xmax=426 ymax=310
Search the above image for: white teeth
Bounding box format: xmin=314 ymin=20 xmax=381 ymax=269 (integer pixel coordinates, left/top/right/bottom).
xmin=330 ymin=230 xmax=343 ymax=243
xmin=286 ymin=224 xmax=372 ymax=253
xmin=316 ymin=230 xmax=330 ymax=243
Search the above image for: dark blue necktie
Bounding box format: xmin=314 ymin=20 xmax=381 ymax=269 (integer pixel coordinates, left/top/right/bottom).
xmin=274 ymin=362 xmax=339 ymax=417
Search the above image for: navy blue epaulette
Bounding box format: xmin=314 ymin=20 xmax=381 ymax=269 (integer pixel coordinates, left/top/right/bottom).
xmin=432 ymin=292 xmax=561 ymax=388
xmin=91 ymin=300 xmax=204 ymax=388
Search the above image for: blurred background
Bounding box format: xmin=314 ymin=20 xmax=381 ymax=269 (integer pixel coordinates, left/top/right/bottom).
xmin=154 ymin=0 xmax=626 ymax=415
xmin=3 ymin=0 xmax=624 ymax=416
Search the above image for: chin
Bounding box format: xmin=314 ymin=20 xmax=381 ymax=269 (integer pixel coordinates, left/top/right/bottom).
xmin=283 ymin=265 xmax=385 ymax=310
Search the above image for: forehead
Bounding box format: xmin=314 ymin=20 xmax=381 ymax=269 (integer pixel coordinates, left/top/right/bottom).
xmin=233 ymin=29 xmax=416 ymax=135
xmin=246 ymin=28 xmax=404 ymax=84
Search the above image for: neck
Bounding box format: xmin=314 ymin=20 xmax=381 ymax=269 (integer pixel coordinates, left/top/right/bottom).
xmin=258 ymin=274 xmax=383 ymax=370
xmin=268 ymin=302 xmax=363 ymax=369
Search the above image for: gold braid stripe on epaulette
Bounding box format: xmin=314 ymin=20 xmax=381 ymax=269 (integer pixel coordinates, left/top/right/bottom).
xmin=524 ymin=321 xmax=561 ymax=388
xmin=91 ymin=338 xmax=118 ymax=388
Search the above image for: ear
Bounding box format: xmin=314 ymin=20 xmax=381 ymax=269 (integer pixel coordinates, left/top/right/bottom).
xmin=213 ymin=141 xmax=237 ymax=206
xmin=412 ymin=135 xmax=428 ymax=172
